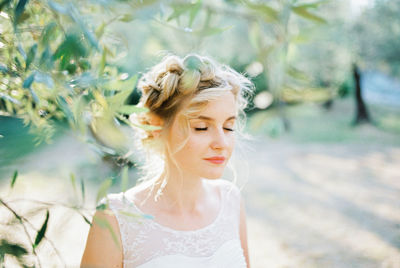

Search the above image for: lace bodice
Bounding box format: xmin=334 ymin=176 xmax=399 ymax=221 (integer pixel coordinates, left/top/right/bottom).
xmin=105 ymin=180 xmax=247 ymax=268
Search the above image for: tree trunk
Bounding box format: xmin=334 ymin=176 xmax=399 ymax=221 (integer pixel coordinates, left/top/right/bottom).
xmin=353 ymin=63 xmax=371 ymax=124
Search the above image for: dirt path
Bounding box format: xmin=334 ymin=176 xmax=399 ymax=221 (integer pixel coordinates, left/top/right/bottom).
xmin=244 ymin=139 xmax=400 ymax=268
xmin=1 ymin=134 xmax=399 ymax=267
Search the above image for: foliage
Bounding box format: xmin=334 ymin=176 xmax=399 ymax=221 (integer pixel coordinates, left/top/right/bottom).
xmin=352 ymin=0 xmax=400 ymax=76
xmin=241 ymin=0 xmax=331 ymax=106
xmin=0 ymin=0 xmax=152 ymax=152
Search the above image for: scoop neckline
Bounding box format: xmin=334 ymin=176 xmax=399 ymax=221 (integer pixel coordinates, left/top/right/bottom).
xmin=120 ymin=184 xmax=224 ymax=234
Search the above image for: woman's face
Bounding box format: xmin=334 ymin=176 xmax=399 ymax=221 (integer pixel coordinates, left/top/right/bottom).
xmin=167 ymin=91 xmax=237 ymax=180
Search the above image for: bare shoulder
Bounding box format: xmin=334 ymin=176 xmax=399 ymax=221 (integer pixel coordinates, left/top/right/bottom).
xmin=124 ymin=181 xmax=155 ymax=205
xmin=80 ymin=209 xmax=123 ymax=268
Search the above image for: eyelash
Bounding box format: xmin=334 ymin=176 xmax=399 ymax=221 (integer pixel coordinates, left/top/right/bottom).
xmin=194 ymin=127 xmax=234 ymax=132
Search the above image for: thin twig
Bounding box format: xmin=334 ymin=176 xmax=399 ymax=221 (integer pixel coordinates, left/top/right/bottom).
xmin=5 ymin=198 xmax=92 ymax=212
xmin=1 ymin=197 xmax=94 ymax=266
xmin=0 ymin=198 xmax=43 ymax=268
xmin=0 ymin=197 xmax=93 ymax=267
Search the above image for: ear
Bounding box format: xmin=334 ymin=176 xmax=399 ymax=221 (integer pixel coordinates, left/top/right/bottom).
xmin=148 ymin=113 xmax=164 ymax=138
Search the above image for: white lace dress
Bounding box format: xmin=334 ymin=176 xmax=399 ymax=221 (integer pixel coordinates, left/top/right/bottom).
xmin=105 ymin=180 xmax=247 ymax=268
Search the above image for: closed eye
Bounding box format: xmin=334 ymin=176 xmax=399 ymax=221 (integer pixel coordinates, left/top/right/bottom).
xmin=194 ymin=127 xmax=234 ymax=132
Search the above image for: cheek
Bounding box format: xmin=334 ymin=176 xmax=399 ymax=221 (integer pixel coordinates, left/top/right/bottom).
xmin=231 ymin=136 xmax=235 ymax=148
xmin=172 ymin=136 xmax=203 ymax=163
xmin=181 ymin=136 xmax=206 ymax=156
xmin=227 ymin=136 xmax=235 ymax=155
xmin=168 ymin=122 xmax=189 ymax=153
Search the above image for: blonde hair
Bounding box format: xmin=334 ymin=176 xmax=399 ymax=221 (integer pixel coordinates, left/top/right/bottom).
xmin=130 ymin=54 xmax=253 ymax=195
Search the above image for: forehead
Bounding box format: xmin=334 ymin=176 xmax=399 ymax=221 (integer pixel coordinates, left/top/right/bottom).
xmin=192 ymin=91 xmax=237 ymax=119
xmin=187 ymin=91 xmax=237 ymax=121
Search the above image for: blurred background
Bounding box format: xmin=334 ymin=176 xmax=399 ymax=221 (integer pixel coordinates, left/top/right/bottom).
xmin=0 ymin=0 xmax=399 ymax=267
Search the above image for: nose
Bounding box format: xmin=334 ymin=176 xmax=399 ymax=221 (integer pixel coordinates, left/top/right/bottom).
xmin=210 ymin=128 xmax=229 ymax=150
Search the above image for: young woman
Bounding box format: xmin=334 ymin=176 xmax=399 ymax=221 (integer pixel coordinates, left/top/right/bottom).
xmin=81 ymin=54 xmax=253 ymax=268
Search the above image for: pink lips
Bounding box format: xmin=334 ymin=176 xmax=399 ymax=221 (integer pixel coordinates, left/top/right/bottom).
xmin=204 ymin=156 xmax=226 ymax=164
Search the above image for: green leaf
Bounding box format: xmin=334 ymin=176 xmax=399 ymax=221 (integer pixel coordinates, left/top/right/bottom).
xmin=104 ymin=45 xmax=115 ymax=57
xmin=96 ymin=178 xmax=112 ymax=204
xmin=70 ymin=72 xmax=97 ymax=88
xmin=131 ymin=122 xmax=161 ymax=131
xmin=98 ymin=48 xmax=106 ymax=76
xmin=292 ymin=7 xmax=326 ymax=23
xmin=14 ymin=56 xmax=22 ymax=70
xmin=78 ymin=58 xmax=91 ymax=71
xmin=66 ymin=63 xmax=77 ymax=74
xmin=286 ymin=65 xmax=310 ymax=81
xmin=71 ymin=95 xmax=86 ymax=132
xmin=248 ymin=22 xmax=260 ymax=50
xmin=70 ymin=173 xmax=77 ymax=194
xmin=66 ymin=4 xmax=99 ymax=50
xmin=14 ymin=0 xmax=29 ymax=26
xmin=39 ymin=46 xmax=53 ymax=70
xmin=0 ymin=239 xmax=28 ymax=258
xmin=56 ymin=96 xmax=73 ymax=122
xmin=129 ymin=0 xmax=158 ymax=8
xmin=25 ymin=44 xmax=37 ymax=70
xmin=48 ymin=1 xmax=68 ymax=14
xmin=0 ymin=0 xmax=12 ymax=11
xmin=82 ymin=215 xmax=91 ymax=225
xmin=96 ymin=203 xmax=107 ymax=211
xmin=17 ymin=44 xmax=26 ymax=60
xmin=188 ymin=0 xmax=202 ymax=27
xmin=10 ymin=170 xmax=18 ymax=188
xmin=107 ymin=89 xmax=131 ymax=109
xmin=83 ymin=28 xmax=100 ymax=51
xmin=29 ymin=88 xmax=39 ymax=104
xmin=120 ymin=166 xmax=129 ymax=192
xmin=119 ymin=14 xmax=134 ymax=22
xmin=34 ymin=71 xmax=54 ymax=88
xmin=245 ymin=1 xmax=279 ymax=22
xmin=54 ymin=33 xmax=88 ymax=70
xmin=17 ymin=11 xmax=30 ymax=23
xmin=290 ymin=32 xmax=311 ymax=44
xmin=106 ymin=75 xmax=138 ymax=107
xmin=95 ymin=22 xmax=106 ymax=38
xmin=93 ymin=215 xmax=119 ymax=249
xmin=0 ymin=92 xmax=20 ymax=104
xmin=80 ymin=178 xmax=85 ymax=203
xmin=104 ymin=75 xmax=138 ymax=92
xmin=121 ymin=208 xmax=155 ymax=220
xmin=40 ymin=22 xmax=57 ymax=47
xmin=117 ymin=105 xmax=148 ymax=115
xmin=33 ymin=210 xmax=49 ymax=249
xmin=293 ymin=1 xmax=328 ymax=9
xmin=167 ymin=4 xmax=190 ymax=22
xmin=22 ymin=73 xmax=35 ymax=88
xmin=0 ymin=63 xmax=7 ymax=73
xmin=195 ymin=26 xmax=232 ymax=37
xmin=119 ymin=210 xmax=143 ymax=219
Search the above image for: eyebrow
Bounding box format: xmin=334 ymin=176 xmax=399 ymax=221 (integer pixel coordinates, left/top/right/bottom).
xmin=194 ymin=115 xmax=236 ymax=121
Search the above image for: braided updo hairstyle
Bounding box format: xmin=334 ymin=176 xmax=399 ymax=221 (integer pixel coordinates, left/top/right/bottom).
xmin=130 ymin=54 xmax=253 ymax=186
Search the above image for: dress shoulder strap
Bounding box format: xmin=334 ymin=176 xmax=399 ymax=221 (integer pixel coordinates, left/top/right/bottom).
xmin=213 ymin=180 xmax=242 ymax=231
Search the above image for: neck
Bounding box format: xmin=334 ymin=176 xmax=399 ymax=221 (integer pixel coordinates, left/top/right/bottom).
xmin=154 ymin=167 xmax=205 ymax=214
